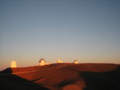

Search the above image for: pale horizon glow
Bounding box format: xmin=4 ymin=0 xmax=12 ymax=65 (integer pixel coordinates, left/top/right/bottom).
xmin=0 ymin=0 xmax=120 ymax=70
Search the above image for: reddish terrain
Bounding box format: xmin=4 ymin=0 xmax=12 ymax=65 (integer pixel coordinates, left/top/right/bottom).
xmin=0 ymin=63 xmax=120 ymax=90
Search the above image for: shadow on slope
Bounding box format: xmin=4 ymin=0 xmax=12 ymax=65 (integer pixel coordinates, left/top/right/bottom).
xmin=80 ymin=67 xmax=120 ymax=90
xmin=0 ymin=68 xmax=50 ymax=90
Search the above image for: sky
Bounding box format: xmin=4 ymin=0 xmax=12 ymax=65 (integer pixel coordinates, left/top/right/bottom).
xmin=0 ymin=0 xmax=120 ymax=70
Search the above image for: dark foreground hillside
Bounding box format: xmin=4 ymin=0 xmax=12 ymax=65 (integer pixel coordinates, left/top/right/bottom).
xmin=0 ymin=63 xmax=120 ymax=90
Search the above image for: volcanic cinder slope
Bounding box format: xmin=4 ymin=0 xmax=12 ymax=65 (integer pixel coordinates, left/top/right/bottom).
xmin=0 ymin=63 xmax=120 ymax=90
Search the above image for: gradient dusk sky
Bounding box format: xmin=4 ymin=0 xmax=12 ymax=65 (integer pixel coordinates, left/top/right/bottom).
xmin=0 ymin=0 xmax=120 ymax=70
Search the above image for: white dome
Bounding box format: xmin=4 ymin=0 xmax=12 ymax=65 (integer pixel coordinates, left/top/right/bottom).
xmin=11 ymin=61 xmax=17 ymax=68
